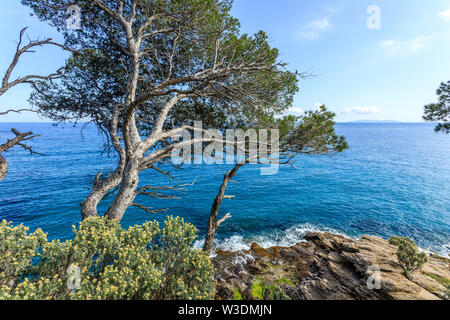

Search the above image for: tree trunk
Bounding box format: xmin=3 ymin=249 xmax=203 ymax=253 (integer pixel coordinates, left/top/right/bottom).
xmin=81 ymin=169 xmax=123 ymax=220
xmin=104 ymin=157 xmax=140 ymax=221
xmin=203 ymin=163 xmax=244 ymax=254
xmin=80 ymin=139 xmax=125 ymax=220
xmin=0 ymin=153 xmax=7 ymax=182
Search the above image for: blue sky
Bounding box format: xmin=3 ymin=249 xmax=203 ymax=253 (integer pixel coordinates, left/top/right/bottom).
xmin=1 ymin=0 xmax=450 ymax=122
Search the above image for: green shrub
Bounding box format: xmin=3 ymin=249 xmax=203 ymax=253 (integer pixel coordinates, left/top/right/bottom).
xmin=424 ymin=273 xmax=450 ymax=289
xmin=389 ymin=236 xmax=428 ymax=279
xmin=233 ymin=288 xmax=242 ymax=300
xmin=251 ymin=278 xmax=290 ymax=300
xmin=388 ymin=236 xmax=414 ymax=247
xmin=251 ymin=279 xmax=266 ymax=300
xmin=0 ymin=217 xmax=214 ymax=300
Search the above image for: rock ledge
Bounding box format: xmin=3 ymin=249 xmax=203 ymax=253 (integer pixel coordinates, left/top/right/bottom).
xmin=213 ymin=232 xmax=449 ymax=300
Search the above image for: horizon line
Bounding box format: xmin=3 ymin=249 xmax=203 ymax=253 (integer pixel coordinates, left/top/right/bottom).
xmin=0 ymin=120 xmax=431 ymax=124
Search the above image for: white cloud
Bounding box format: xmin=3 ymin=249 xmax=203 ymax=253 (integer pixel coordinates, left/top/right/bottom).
xmin=380 ymin=36 xmax=434 ymax=55
xmin=298 ymin=17 xmax=333 ymax=39
xmin=380 ymin=40 xmax=395 ymax=47
xmin=286 ymin=103 xmax=325 ymax=115
xmin=343 ymin=107 xmax=383 ymax=115
xmin=438 ymin=9 xmax=450 ymax=21
xmin=287 ymin=107 xmax=304 ymax=115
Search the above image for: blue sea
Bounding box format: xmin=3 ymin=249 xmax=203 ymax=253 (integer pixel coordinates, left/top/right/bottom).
xmin=1 ymin=122 xmax=449 ymax=255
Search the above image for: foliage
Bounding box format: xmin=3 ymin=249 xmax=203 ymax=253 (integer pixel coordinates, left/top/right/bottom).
xmin=251 ymin=278 xmax=290 ymax=300
xmin=424 ymin=273 xmax=449 ymax=299
xmin=274 ymin=277 xmax=294 ymax=287
xmin=424 ymin=273 xmax=450 ymax=289
xmin=283 ymin=105 xmax=348 ymax=155
xmin=233 ymin=287 xmax=242 ymax=300
xmin=424 ymin=81 xmax=450 ymax=133
xmin=251 ymin=278 xmax=265 ymax=299
xmin=389 ymin=236 xmax=428 ymax=279
xmin=0 ymin=217 xmax=214 ymax=300
xmin=270 ymin=286 xmax=290 ymax=300
xmin=388 ymin=236 xmax=415 ymax=247
xmin=257 ymin=105 xmax=348 ymax=161
xmin=21 ymin=0 xmax=301 ymax=221
xmin=22 ymin=0 xmax=298 ymax=133
xmin=0 ymin=221 xmax=47 ymax=289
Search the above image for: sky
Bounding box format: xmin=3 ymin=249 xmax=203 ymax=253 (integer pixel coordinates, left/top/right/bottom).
xmin=1 ymin=0 xmax=450 ymax=122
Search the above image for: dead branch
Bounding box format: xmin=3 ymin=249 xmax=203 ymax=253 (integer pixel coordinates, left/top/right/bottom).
xmin=0 ymin=128 xmax=44 ymax=182
xmin=217 ymin=213 xmax=232 ymax=227
xmin=0 ymin=27 xmax=69 ymax=97
xmin=0 ymin=109 xmax=37 ymax=116
xmin=0 ymin=128 xmax=44 ymax=155
xmin=130 ymin=203 xmax=169 ymax=214
xmin=0 ymin=27 xmax=67 ymax=182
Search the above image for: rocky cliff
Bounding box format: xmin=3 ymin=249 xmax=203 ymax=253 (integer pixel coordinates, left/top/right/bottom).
xmin=213 ymin=232 xmax=449 ymax=300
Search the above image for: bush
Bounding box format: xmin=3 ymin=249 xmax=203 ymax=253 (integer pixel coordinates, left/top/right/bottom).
xmin=0 ymin=217 xmax=214 ymax=300
xmin=389 ymin=236 xmax=428 ymax=279
xmin=388 ymin=236 xmax=414 ymax=247
xmin=250 ymin=278 xmax=290 ymax=300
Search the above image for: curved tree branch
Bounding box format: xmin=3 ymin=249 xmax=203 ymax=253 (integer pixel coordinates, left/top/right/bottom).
xmin=0 ymin=128 xmax=44 ymax=182
xmin=0 ymin=27 xmax=69 ymax=96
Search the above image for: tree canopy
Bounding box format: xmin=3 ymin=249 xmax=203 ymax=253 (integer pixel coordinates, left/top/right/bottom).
xmin=23 ymin=0 xmax=298 ymax=130
xmin=22 ymin=0 xmax=300 ymax=220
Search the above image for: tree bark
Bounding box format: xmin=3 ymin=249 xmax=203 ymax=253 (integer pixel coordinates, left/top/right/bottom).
xmin=203 ymin=163 xmax=244 ymax=253
xmin=104 ymin=157 xmax=141 ymax=221
xmin=0 ymin=153 xmax=7 ymax=182
xmin=98 ymin=25 xmax=142 ymax=222
xmin=81 ymin=166 xmax=124 ymax=220
xmin=81 ymin=107 xmax=126 ymax=220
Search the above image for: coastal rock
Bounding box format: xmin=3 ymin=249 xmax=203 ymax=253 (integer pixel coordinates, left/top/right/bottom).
xmin=213 ymin=232 xmax=449 ymax=300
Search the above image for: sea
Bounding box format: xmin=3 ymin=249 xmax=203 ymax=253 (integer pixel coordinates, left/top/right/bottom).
xmin=0 ymin=122 xmax=449 ymax=255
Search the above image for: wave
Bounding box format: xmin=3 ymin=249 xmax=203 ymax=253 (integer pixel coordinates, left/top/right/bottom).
xmin=194 ymin=223 xmax=450 ymax=258
xmin=194 ymin=223 xmax=352 ymax=255
xmin=422 ymin=242 xmax=450 ymax=258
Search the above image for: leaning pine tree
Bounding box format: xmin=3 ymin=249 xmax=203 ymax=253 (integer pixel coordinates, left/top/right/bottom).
xmin=203 ymin=106 xmax=348 ymax=253
xmin=23 ymin=0 xmax=299 ymax=221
